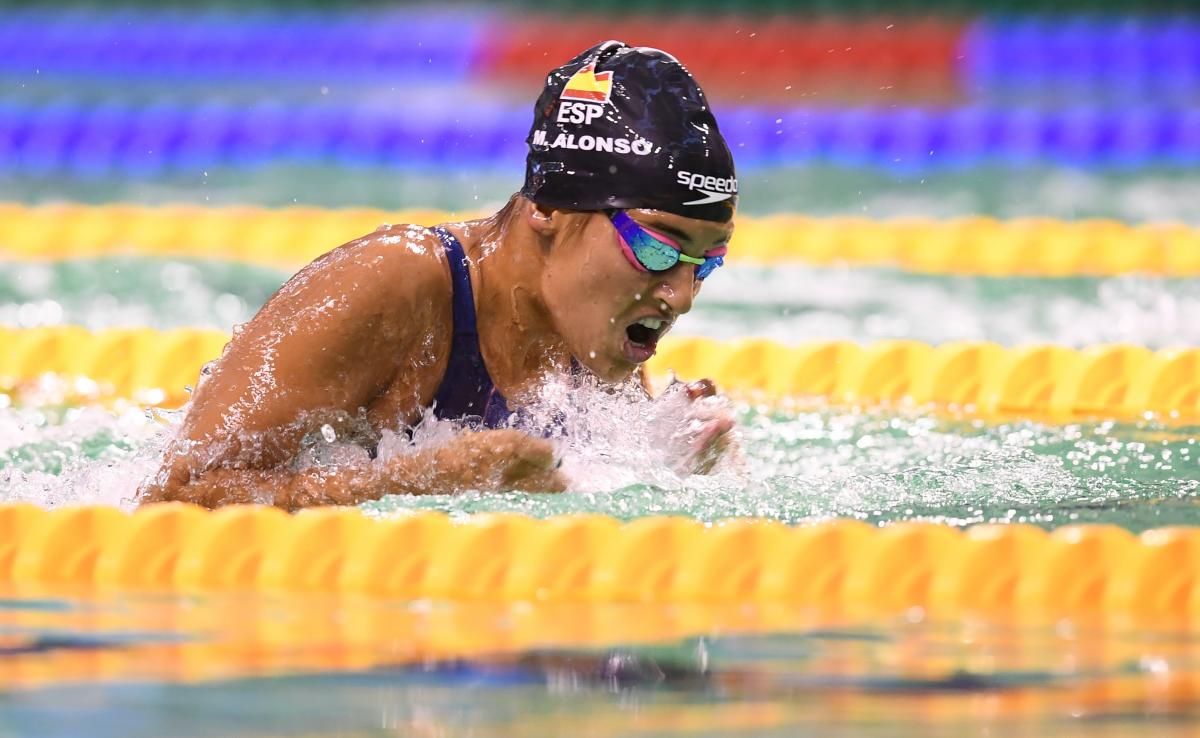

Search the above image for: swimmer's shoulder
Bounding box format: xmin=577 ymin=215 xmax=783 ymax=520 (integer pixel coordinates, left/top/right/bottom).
xmin=292 ymin=223 xmax=452 ymax=306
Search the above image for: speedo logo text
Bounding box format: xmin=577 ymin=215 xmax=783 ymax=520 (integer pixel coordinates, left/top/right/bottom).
xmin=676 ymin=171 xmax=738 ymax=206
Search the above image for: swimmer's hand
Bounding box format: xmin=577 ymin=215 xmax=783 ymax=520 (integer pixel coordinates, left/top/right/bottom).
xmin=139 ymin=429 xmax=565 ymax=511
xmin=654 ymin=378 xmax=738 ymax=476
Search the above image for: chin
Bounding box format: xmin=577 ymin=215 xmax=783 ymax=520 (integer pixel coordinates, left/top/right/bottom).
xmin=577 ymin=350 xmax=634 ymax=383
xmin=602 ymin=362 xmax=637 ymax=383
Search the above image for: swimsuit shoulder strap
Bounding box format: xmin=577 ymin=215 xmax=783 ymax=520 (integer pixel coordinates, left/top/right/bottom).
xmin=429 ymin=226 xmax=509 ymax=424
xmin=435 ymin=226 xmax=478 ymax=338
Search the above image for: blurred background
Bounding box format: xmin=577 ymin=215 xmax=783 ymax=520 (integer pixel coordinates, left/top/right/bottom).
xmin=4 ymin=0 xmax=1200 ymax=347
xmin=1 ymin=0 xmax=1199 ymax=348
xmin=3 ymin=0 xmax=1199 ymax=220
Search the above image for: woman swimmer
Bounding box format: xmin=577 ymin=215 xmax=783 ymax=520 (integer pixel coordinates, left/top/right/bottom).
xmin=139 ymin=41 xmax=739 ymax=510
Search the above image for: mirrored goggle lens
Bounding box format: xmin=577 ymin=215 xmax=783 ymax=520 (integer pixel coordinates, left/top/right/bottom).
xmin=629 ymin=235 xmax=682 ymax=271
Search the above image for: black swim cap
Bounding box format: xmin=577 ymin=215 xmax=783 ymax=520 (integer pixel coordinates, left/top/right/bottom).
xmin=521 ymin=40 xmax=737 ymax=223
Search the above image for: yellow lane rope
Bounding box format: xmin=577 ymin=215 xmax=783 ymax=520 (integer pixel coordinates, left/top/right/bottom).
xmin=1 ymin=326 xmax=1197 ymax=420
xmin=0 ymin=503 xmax=1195 ymax=628
xmin=3 ymin=203 xmax=1199 ymax=275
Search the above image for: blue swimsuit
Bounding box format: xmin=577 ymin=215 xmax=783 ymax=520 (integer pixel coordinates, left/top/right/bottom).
xmin=429 ymin=226 xmax=515 ymax=428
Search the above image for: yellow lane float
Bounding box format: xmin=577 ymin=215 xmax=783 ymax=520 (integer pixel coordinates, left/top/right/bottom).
xmin=2 ymin=326 xmax=1196 ymax=420
xmin=3 ymin=203 xmax=1199 ymax=275
xmin=1 ymin=504 xmax=1198 ymax=630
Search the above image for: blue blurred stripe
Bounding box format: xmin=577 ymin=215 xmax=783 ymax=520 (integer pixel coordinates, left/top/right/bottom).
xmin=0 ymin=7 xmax=487 ymax=80
xmin=0 ymin=99 xmax=530 ymax=175
xmin=3 ymin=99 xmax=1198 ymax=175
xmin=964 ymin=16 xmax=1200 ymax=96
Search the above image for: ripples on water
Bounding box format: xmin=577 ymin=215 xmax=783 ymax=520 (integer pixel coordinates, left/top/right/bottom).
xmin=0 ymin=258 xmax=283 ymax=331
xmin=5 ymin=259 xmax=1200 ymax=349
xmin=8 ymin=166 xmax=1200 ymax=222
xmin=364 ymin=403 xmax=1200 ymax=532
xmin=2 ymin=378 xmax=1195 ymax=532
xmin=1 ymin=255 xmax=1196 ymax=528
xmin=687 ymin=266 xmax=1200 ymax=349
xmin=5 ymin=589 xmax=1194 ymax=738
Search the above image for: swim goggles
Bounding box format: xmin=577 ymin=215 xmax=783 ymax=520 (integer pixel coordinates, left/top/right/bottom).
xmin=608 ymin=210 xmax=726 ymax=280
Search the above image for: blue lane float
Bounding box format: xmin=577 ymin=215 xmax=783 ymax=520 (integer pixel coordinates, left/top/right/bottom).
xmin=962 ymin=16 xmax=1200 ymax=98
xmin=0 ymin=7 xmax=486 ymax=81
xmin=2 ymin=99 xmax=1199 ymax=176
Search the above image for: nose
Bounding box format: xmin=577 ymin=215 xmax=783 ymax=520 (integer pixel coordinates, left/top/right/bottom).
xmin=650 ymin=264 xmax=695 ymax=316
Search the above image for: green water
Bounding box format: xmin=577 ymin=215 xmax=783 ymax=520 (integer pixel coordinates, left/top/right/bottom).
xmin=0 ymin=425 xmax=133 ymax=476
xmin=361 ymin=408 xmax=1200 ymax=532
xmin=0 ymin=259 xmax=284 ymax=307
xmin=5 ymin=258 xmax=1200 ymax=349
xmin=0 ymin=258 xmax=285 ymax=331
xmin=7 ymin=165 xmax=1200 ymax=221
xmin=3 ymin=400 xmax=1197 ymax=533
xmin=0 ymin=257 xmax=1197 ymax=529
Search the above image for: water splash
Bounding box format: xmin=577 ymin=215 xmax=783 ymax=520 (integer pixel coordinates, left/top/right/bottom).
xmin=3 ymin=375 xmax=1197 ymax=532
xmin=361 ymin=389 xmax=1200 ymax=532
xmin=0 ymin=404 xmax=175 ymax=509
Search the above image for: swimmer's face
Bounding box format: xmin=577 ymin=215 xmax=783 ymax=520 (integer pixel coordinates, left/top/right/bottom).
xmin=537 ymin=206 xmax=734 ymax=382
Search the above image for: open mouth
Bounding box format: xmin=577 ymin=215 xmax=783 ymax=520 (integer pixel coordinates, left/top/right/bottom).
xmin=623 ymin=317 xmax=669 ymax=362
xmin=625 ymin=317 xmax=667 ymax=346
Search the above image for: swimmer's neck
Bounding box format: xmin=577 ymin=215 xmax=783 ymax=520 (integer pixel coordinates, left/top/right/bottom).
xmin=440 ymin=208 xmax=569 ymax=398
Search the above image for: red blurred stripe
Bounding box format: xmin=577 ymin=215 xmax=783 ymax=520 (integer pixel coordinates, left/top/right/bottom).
xmin=478 ymin=15 xmax=967 ymax=103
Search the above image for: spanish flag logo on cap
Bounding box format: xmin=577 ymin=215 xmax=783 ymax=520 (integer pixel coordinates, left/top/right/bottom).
xmin=560 ymin=63 xmax=613 ymax=104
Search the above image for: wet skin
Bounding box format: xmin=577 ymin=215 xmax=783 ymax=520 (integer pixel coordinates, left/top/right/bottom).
xmin=139 ymin=196 xmax=735 ymax=510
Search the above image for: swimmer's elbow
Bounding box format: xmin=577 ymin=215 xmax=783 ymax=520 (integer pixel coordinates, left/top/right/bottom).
xmin=139 ymin=465 xmax=390 ymax=512
xmin=137 ymin=467 xmax=277 ymax=509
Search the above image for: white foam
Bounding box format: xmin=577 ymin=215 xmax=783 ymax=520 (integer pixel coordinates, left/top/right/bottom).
xmin=0 ymin=405 xmax=178 ymax=510
xmin=511 ymin=371 xmax=749 ymax=493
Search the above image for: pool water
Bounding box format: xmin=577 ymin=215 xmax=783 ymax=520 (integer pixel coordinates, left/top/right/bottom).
xmin=1 ymin=591 xmax=1197 ymax=738
xmin=5 ymin=258 xmax=1200 ymax=349
xmin=2 ymin=390 xmax=1198 ymax=533
xmin=1 ymin=251 xmax=1198 ymax=737
xmin=7 ymin=165 xmax=1200 ymax=223
xmin=2 ymin=257 xmax=1198 ymax=529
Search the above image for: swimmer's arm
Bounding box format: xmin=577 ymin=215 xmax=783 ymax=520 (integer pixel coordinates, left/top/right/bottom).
xmin=140 ymin=230 xmax=452 ymax=503
xmin=145 ymin=429 xmax=564 ymax=510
